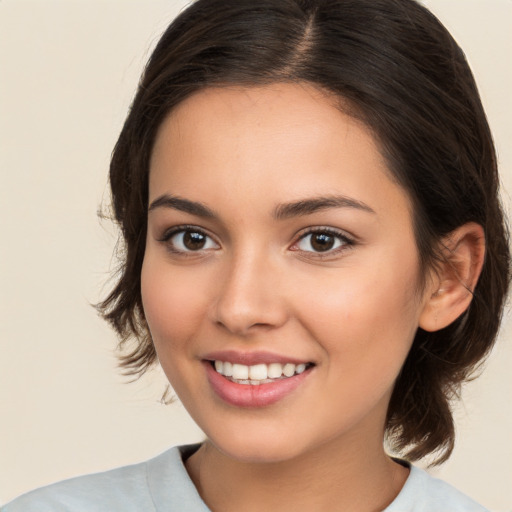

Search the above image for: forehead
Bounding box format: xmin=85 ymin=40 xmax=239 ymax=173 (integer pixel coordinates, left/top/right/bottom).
xmin=152 ymin=84 xmax=372 ymax=160
xmin=149 ymin=83 xmax=412 ymax=221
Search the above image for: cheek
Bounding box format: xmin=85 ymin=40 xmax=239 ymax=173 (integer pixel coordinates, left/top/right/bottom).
xmin=304 ymin=272 xmax=420 ymax=414
xmin=295 ymin=253 xmax=422 ymax=365
xmin=140 ymin=255 xmax=207 ymax=355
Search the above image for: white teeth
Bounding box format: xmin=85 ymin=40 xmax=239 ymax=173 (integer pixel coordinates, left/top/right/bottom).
xmin=283 ymin=363 xmax=295 ymax=377
xmin=232 ymin=363 xmax=249 ymax=380
xmin=223 ymin=361 xmax=233 ymax=377
xmin=267 ymin=363 xmax=283 ymax=379
xmin=213 ymin=360 xmax=310 ymax=383
xmin=249 ymin=363 xmax=267 ymax=380
xmin=295 ymin=363 xmax=306 ymax=374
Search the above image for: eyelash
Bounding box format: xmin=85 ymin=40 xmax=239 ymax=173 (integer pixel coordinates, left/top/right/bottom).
xmin=158 ymin=225 xmax=219 ymax=255
xmin=291 ymin=227 xmax=355 ymax=258
xmin=157 ymin=225 xmax=355 ymax=258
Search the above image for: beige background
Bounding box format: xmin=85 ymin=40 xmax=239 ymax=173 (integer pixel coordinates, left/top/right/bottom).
xmin=0 ymin=0 xmax=510 ymax=509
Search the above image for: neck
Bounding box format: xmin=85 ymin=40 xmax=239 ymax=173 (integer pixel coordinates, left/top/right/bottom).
xmin=185 ymin=431 xmax=408 ymax=512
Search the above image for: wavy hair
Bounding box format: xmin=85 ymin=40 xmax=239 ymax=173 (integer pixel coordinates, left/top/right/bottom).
xmin=98 ymin=0 xmax=511 ymax=464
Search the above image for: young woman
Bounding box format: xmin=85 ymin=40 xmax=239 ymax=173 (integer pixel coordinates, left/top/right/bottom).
xmin=3 ymin=0 xmax=510 ymax=510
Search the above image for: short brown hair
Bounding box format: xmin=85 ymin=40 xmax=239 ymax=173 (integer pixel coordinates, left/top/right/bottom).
xmin=98 ymin=0 xmax=511 ymax=464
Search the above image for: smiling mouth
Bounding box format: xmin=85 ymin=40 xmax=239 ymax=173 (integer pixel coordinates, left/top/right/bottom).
xmin=210 ymin=360 xmax=315 ymax=385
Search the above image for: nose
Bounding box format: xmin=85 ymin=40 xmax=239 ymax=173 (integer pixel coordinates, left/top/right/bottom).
xmin=210 ymin=249 xmax=288 ymax=336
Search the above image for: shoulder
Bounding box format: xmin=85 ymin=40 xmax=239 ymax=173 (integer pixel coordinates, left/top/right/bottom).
xmin=1 ymin=454 xmax=160 ymax=512
xmin=1 ymin=444 xmax=209 ymax=512
xmin=385 ymin=465 xmax=489 ymax=512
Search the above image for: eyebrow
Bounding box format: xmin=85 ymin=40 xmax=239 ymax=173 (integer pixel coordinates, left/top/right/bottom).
xmin=148 ymin=195 xmax=216 ymax=218
xmin=147 ymin=193 xmax=375 ymax=220
xmin=273 ymin=195 xmax=375 ymax=220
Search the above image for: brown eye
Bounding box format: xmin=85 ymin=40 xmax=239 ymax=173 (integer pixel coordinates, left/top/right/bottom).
xmin=310 ymin=233 xmax=335 ymax=252
xmin=294 ymin=230 xmax=350 ymax=254
xmin=183 ymin=231 xmax=207 ymax=250
xmin=166 ymin=228 xmax=219 ymax=253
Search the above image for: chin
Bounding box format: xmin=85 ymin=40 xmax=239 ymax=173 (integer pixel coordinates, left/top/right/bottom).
xmin=204 ymin=423 xmax=315 ymax=465
xmin=217 ymin=441 xmax=302 ymax=464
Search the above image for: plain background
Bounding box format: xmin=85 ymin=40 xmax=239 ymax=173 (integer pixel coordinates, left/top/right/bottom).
xmin=0 ymin=0 xmax=511 ymax=509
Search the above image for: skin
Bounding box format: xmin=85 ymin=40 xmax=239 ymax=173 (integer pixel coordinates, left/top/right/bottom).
xmin=141 ymin=83 xmax=480 ymax=511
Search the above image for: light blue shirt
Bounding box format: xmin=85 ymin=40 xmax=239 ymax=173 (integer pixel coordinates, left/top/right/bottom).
xmin=2 ymin=444 xmax=489 ymax=511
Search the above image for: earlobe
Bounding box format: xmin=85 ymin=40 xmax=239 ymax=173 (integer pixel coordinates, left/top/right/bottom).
xmin=419 ymin=222 xmax=485 ymax=332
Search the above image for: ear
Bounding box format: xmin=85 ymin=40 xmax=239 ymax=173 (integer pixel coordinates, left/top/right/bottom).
xmin=419 ymin=222 xmax=485 ymax=332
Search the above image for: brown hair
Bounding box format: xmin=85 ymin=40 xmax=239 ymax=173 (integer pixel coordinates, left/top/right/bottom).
xmin=98 ymin=0 xmax=511 ymax=464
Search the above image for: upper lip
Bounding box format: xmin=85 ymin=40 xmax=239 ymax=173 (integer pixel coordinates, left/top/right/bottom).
xmin=202 ymin=350 xmax=312 ymax=366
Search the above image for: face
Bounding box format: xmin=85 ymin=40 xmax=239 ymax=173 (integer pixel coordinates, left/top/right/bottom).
xmin=142 ymin=83 xmax=432 ymax=463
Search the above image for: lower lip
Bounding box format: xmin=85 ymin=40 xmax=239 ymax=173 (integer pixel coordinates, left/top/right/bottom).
xmin=204 ymin=362 xmax=312 ymax=408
